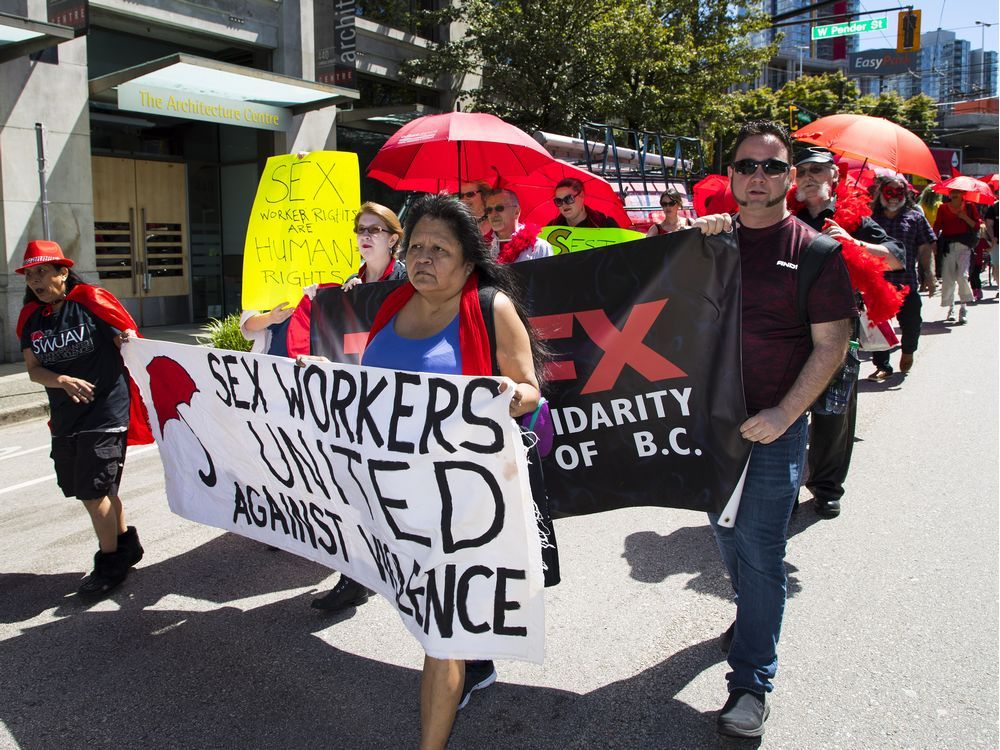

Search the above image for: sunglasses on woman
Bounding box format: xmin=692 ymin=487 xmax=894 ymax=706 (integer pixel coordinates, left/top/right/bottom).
xmin=661 ymin=200 xmax=679 ymax=208
xmin=552 ymin=193 xmax=579 ymax=207
xmin=356 ymin=225 xmax=391 ymax=237
xmin=731 ymin=158 xmax=791 ymax=177
xmin=456 ymin=190 xmax=480 ymax=199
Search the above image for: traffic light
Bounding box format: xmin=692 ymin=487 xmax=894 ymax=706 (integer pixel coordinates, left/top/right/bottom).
xmin=897 ymin=10 xmax=921 ymax=52
xmin=788 ymin=104 xmax=816 ymax=132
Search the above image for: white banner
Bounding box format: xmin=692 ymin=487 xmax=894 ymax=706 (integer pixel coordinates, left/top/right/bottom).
xmin=122 ymin=339 xmax=545 ymax=663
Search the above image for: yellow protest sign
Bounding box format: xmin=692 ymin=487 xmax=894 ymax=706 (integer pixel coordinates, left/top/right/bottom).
xmin=539 ymin=226 xmax=644 ymax=255
xmin=241 ymin=152 xmax=360 ymax=310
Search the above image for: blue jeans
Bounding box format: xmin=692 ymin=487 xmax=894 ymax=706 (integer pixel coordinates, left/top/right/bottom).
xmin=709 ymin=414 xmax=808 ymax=694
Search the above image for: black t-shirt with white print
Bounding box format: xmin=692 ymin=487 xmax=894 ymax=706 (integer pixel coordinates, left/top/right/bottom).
xmin=20 ymin=300 xmax=130 ymax=436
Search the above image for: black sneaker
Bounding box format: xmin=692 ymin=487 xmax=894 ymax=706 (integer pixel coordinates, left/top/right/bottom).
xmin=719 ymin=621 xmax=735 ymax=653
xmin=717 ymin=689 xmax=769 ymax=738
xmin=311 ymin=576 xmax=371 ymax=612
xmin=814 ymin=497 xmax=841 ymax=518
xmin=117 ymin=526 xmax=144 ymax=567
xmin=78 ymin=550 xmax=129 ymax=598
xmin=458 ymin=660 xmax=496 ymax=710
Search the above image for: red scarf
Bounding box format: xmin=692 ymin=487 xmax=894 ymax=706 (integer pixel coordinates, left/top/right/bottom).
xmin=359 ymin=257 xmax=398 ymax=283
xmin=365 ymin=272 xmax=492 ymax=376
xmin=787 ymin=178 xmax=906 ymax=325
xmin=497 ymin=223 xmax=541 ymax=265
xmin=17 ymin=285 xmax=154 ymax=445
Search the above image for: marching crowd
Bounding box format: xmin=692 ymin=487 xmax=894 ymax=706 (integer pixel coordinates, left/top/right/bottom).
xmin=14 ymin=115 xmax=997 ymax=747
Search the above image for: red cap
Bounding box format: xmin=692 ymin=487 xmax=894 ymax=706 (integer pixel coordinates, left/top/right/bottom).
xmin=16 ymin=240 xmax=74 ymax=274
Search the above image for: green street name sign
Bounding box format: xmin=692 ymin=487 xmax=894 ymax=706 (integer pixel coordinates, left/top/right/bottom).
xmin=811 ymin=17 xmax=887 ymax=40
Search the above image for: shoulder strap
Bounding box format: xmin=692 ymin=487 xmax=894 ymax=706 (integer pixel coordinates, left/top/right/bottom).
xmin=478 ymin=285 xmax=500 ymax=376
xmin=797 ymin=233 xmax=842 ymax=325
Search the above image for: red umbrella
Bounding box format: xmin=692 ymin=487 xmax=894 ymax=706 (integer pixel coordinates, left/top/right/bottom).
xmin=981 ymin=174 xmax=999 ymax=193
xmin=500 ymin=160 xmax=629 ymax=228
xmin=691 ymin=174 xmax=739 ymax=216
xmin=793 ymin=114 xmax=940 ymax=183
xmin=932 ymin=175 xmax=996 ymax=205
xmin=366 ymin=112 xmax=554 ymax=194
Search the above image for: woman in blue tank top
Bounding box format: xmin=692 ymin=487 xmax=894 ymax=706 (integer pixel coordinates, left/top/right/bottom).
xmin=364 ymin=195 xmax=551 ymax=750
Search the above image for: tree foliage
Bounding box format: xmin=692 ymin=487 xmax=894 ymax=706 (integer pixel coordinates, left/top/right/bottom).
xmin=400 ymin=0 xmax=776 ymax=137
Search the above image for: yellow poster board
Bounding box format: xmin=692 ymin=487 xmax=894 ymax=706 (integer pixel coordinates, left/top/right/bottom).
xmin=241 ymin=152 xmax=361 ymax=310
xmin=539 ymin=226 xmax=644 ymax=255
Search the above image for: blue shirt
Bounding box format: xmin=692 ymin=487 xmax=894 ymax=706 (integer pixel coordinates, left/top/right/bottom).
xmin=361 ymin=313 xmax=462 ymax=375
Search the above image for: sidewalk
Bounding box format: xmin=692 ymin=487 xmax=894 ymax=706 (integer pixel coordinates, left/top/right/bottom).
xmin=0 ymin=323 xmax=206 ymax=427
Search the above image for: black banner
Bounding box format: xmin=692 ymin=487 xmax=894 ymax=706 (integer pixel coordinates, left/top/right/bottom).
xmin=311 ymin=231 xmax=750 ymax=517
xmin=314 ymin=0 xmax=357 ymax=89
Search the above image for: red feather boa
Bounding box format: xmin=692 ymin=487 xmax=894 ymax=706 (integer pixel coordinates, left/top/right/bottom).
xmin=787 ymin=177 xmax=906 ymax=325
xmin=497 ymin=223 xmax=541 ymax=265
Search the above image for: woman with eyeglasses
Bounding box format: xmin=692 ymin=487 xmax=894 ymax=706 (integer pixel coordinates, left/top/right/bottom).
xmin=547 ymin=177 xmax=620 ymax=228
xmin=646 ymin=188 xmax=692 ymax=236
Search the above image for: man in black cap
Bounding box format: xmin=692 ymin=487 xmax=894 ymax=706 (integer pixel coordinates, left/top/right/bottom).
xmin=793 ymin=147 xmax=904 ymax=519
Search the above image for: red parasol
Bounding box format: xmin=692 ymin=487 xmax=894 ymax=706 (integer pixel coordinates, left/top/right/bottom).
xmin=933 ymin=175 xmax=996 ymax=205
xmin=691 ymin=174 xmax=739 ymax=216
xmin=793 ymin=114 xmax=940 ymax=183
xmin=500 ymin=160 xmax=629 ymax=228
xmin=146 ymin=356 xmax=216 ymax=486
xmin=982 ymin=174 xmax=999 ymax=193
xmin=366 ymin=112 xmax=554 ymax=194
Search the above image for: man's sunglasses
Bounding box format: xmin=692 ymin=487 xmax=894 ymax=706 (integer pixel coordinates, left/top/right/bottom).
xmin=732 ymin=158 xmax=791 ymax=177
xmin=456 ymin=190 xmax=481 ymax=199
xmin=485 ymin=204 xmax=510 ymax=214
xmin=882 ymin=187 xmax=907 ymax=199
xmin=661 ymin=200 xmax=679 ymax=208
xmin=797 ymin=163 xmax=831 ymax=176
xmin=552 ymin=192 xmax=579 ymax=207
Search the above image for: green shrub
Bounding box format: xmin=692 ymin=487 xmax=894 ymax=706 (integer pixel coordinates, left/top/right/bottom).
xmin=199 ymin=313 xmax=252 ymax=352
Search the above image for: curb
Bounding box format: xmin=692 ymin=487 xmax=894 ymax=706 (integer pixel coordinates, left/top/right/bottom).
xmin=0 ymin=401 xmax=50 ymax=428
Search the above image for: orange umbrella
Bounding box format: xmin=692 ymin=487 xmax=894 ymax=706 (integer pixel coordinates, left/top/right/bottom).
xmin=793 ymin=114 xmax=940 ymax=183
xmin=932 ymin=175 xmax=996 ymax=205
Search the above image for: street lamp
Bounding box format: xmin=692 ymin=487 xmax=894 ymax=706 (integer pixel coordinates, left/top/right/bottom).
xmin=793 ymin=44 xmax=810 ymax=79
xmin=975 ymin=21 xmax=995 ymax=91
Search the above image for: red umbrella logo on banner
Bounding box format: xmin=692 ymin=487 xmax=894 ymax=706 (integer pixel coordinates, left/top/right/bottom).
xmin=146 ymin=356 xmax=217 ymax=487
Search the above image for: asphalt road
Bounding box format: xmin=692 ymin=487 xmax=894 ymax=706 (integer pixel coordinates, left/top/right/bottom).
xmin=1 ymin=294 xmax=997 ymax=750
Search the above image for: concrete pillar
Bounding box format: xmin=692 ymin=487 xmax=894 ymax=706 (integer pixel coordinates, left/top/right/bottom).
xmin=0 ymin=26 xmax=93 ymax=362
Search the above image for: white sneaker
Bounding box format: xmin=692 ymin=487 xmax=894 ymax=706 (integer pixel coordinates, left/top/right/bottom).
xmin=957 ymin=305 xmax=968 ymax=325
xmin=945 ymin=305 xmax=955 ymax=321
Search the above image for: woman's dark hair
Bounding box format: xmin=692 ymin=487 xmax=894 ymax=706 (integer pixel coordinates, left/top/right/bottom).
xmin=401 ymin=193 xmax=550 ymax=387
xmin=22 ymin=266 xmax=86 ymax=305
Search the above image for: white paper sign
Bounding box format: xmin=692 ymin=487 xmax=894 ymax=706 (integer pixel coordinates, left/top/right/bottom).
xmin=122 ymin=338 xmax=545 ymax=663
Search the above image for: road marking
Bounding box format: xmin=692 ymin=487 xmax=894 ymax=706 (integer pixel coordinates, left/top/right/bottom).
xmin=0 ymin=443 xmax=159 ymax=497
xmin=0 ymin=445 xmax=49 ymax=462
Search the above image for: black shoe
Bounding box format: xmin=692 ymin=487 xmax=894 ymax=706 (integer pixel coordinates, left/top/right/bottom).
xmin=311 ymin=576 xmax=371 ymax=612
xmin=814 ymin=498 xmax=841 ymax=518
xmin=719 ymin=622 xmax=735 ymax=653
xmin=117 ymin=526 xmax=144 ymax=567
xmin=78 ymin=550 xmax=130 ymax=597
xmin=458 ymin=660 xmax=496 ymax=710
xmin=717 ymin=689 xmax=769 ymax=738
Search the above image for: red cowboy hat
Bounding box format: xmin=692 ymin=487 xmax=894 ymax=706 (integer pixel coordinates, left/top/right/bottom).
xmin=16 ymin=240 xmax=74 ymax=274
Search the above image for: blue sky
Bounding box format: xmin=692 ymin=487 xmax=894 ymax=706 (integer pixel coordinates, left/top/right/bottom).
xmin=853 ymin=0 xmax=997 ymax=52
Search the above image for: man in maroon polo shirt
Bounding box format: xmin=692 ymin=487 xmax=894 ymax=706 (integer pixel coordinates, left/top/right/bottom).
xmin=710 ymin=121 xmax=857 ymax=739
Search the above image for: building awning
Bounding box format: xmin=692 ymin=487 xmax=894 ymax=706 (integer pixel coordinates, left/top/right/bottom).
xmin=89 ymin=53 xmax=360 ymax=132
xmin=337 ymin=104 xmax=439 ymax=134
xmin=0 ymin=12 xmax=74 ymax=64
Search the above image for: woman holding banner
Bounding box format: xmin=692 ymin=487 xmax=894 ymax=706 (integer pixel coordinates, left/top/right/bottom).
xmin=362 ymin=194 xmax=556 ymax=750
